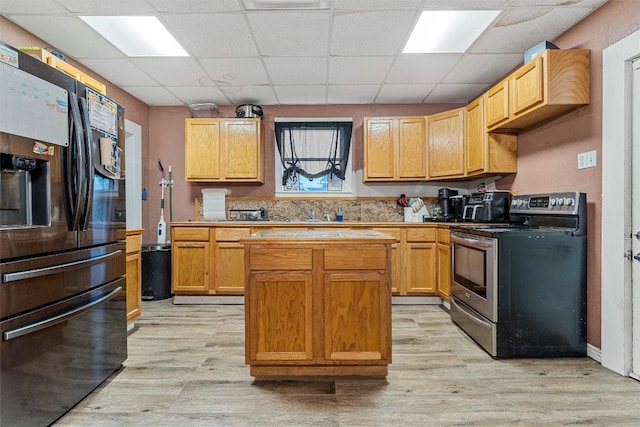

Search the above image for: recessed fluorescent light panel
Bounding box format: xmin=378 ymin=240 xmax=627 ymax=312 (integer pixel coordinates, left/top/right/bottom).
xmin=80 ymin=16 xmax=188 ymax=57
xmin=403 ymin=10 xmax=501 ymax=54
xmin=243 ymin=0 xmax=330 ymax=9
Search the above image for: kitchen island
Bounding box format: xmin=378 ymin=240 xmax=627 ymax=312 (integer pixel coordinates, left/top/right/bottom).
xmin=240 ymin=229 xmax=395 ymax=377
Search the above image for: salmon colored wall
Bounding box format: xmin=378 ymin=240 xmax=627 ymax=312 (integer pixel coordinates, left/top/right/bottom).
xmin=496 ymin=0 xmax=640 ymax=348
xmin=145 ymin=103 xmax=463 ymax=233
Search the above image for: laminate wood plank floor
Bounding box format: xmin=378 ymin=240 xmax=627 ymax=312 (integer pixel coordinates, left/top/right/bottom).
xmin=55 ymin=300 xmax=640 ymax=427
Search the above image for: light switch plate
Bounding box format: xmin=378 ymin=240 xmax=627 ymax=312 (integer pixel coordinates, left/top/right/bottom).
xmin=578 ymin=150 xmax=597 ymax=169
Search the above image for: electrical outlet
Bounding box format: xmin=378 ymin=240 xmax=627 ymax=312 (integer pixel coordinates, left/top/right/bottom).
xmin=578 ymin=152 xmax=587 ymax=169
xmin=578 ymin=150 xmax=597 ymax=169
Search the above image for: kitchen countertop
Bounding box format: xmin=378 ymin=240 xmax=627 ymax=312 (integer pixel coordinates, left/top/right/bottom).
xmin=171 ymin=220 xmax=465 ymax=227
xmin=240 ymin=229 xmax=397 ymax=243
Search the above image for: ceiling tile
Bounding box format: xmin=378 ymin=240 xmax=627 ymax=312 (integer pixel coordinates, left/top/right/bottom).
xmin=166 ymin=86 xmax=231 ymax=105
xmin=247 ymin=11 xmax=331 ymax=56
xmin=420 ymin=0 xmax=516 ymax=9
xmin=122 ymin=86 xmax=183 ymax=106
xmin=55 ymin=0 xmax=155 ymax=14
xmin=7 ymin=15 xmax=124 ymax=58
xmin=224 ymin=85 xmax=278 ymax=106
xmin=328 ymin=85 xmax=379 ymax=104
xmin=442 ymin=53 xmax=523 ymax=84
xmin=424 ymin=84 xmax=489 ymax=103
xmin=376 ymin=84 xmax=435 ymax=104
xmin=329 ymin=56 xmax=394 ymax=84
xmin=78 ymin=58 xmax=157 ymax=86
xmin=148 ymin=0 xmax=241 ymax=12
xmin=264 ymin=57 xmax=327 ymax=85
xmin=0 ymin=0 xmax=67 ymax=13
xmin=512 ymin=0 xmax=605 ymax=7
xmin=471 ymin=7 xmax=596 ymax=53
xmin=386 ymin=54 xmax=462 ymax=84
xmin=199 ymin=58 xmax=269 ymax=86
xmin=333 ymin=0 xmax=421 ymax=10
xmin=274 ymin=85 xmax=326 ymax=104
xmin=131 ymin=57 xmax=208 ymax=86
xmin=331 ymin=11 xmax=417 ymax=56
xmin=162 ymin=14 xmax=258 ymax=57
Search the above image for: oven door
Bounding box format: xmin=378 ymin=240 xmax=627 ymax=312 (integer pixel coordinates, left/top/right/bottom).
xmin=450 ymin=232 xmax=497 ymax=322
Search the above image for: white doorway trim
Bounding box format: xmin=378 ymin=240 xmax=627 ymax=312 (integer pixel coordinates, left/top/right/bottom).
xmin=125 ymin=119 xmax=142 ymax=230
xmin=601 ymin=28 xmax=640 ymax=376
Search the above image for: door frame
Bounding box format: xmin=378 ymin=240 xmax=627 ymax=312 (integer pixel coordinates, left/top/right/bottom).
xmin=601 ymin=28 xmax=640 ymax=376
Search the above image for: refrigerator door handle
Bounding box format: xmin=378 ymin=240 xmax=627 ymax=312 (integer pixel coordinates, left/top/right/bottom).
xmin=2 ymin=249 xmax=122 ymax=283
xmin=2 ymin=286 xmax=122 ymax=341
xmin=66 ymin=93 xmax=84 ymax=231
xmin=78 ymin=97 xmax=94 ymax=230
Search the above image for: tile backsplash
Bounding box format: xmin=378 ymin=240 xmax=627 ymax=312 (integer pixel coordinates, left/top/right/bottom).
xmin=195 ymin=197 xmax=439 ymax=222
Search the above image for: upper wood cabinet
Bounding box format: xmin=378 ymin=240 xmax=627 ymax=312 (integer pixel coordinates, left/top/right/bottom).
xmin=465 ymin=96 xmax=518 ymax=177
xmin=364 ymin=117 xmax=427 ymax=181
xmin=485 ymin=49 xmax=590 ymax=132
xmin=427 ymin=107 xmax=465 ymax=179
xmin=185 ymin=118 xmax=263 ymax=182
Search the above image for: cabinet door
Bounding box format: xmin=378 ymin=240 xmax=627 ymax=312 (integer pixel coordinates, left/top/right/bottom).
xmin=213 ymin=228 xmax=251 ymax=295
xmin=373 ymin=228 xmax=402 ymax=294
xmin=364 ymin=118 xmax=395 ymax=180
xmin=246 ymin=271 xmax=314 ymax=363
xmin=485 ymin=79 xmax=510 ymax=129
xmin=436 ymin=243 xmax=451 ymax=301
xmin=405 ymin=243 xmax=437 ymax=294
xmin=397 ymin=117 xmax=427 ymax=179
xmin=125 ymin=251 xmax=142 ymax=321
xmin=185 ymin=119 xmax=220 ymax=180
xmin=428 ymin=108 xmax=465 ymax=178
xmin=465 ymin=96 xmax=485 ymax=175
xmin=221 ymin=119 xmax=262 ymax=181
xmin=172 ymin=242 xmax=210 ymax=293
xmin=512 ymin=55 xmax=544 ymax=115
xmin=323 ymin=271 xmax=391 ymax=363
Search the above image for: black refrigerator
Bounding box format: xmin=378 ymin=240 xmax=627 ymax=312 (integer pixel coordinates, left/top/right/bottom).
xmin=0 ymin=41 xmax=127 ymax=426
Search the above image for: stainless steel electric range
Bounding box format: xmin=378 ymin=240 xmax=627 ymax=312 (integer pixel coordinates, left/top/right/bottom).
xmin=449 ymin=192 xmax=587 ymax=358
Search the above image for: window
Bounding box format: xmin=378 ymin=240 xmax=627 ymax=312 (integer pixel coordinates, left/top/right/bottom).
xmin=274 ymin=118 xmax=353 ymax=196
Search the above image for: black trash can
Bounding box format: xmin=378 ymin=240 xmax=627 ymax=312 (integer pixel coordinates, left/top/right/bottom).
xmin=141 ymin=244 xmax=172 ymax=300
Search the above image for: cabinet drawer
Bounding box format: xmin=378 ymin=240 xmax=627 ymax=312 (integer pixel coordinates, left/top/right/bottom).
xmin=372 ymin=228 xmax=401 ymax=241
xmin=437 ymin=229 xmax=450 ymax=244
xmin=406 ymin=228 xmax=436 ymax=242
xmin=126 ymin=234 xmax=142 ymax=254
xmin=215 ymin=228 xmax=251 ymax=241
xmin=249 ymin=248 xmax=313 ymax=270
xmin=173 ymin=227 xmax=210 ymax=241
xmin=324 ymin=246 xmax=387 ymax=270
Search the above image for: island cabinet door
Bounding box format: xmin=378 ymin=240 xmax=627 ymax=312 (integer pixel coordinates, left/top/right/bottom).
xmin=323 ymin=271 xmax=391 ymax=363
xmin=246 ymin=271 xmax=314 ymax=363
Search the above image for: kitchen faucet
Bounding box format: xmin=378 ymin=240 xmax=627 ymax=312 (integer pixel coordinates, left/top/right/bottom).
xmin=302 ymin=207 xmax=317 ymax=221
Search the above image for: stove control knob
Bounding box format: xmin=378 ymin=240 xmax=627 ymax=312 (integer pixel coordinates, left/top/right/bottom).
xmin=557 ymin=198 xmax=565 ymax=206
xmin=550 ymin=198 xmax=557 ymax=206
xmin=564 ymin=197 xmax=574 ymax=206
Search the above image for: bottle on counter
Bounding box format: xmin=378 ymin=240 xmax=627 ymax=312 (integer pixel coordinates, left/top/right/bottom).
xmin=336 ymin=206 xmax=343 ymax=222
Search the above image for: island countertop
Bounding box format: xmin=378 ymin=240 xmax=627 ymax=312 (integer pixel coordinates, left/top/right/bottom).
xmin=240 ymin=229 xmax=397 ymax=244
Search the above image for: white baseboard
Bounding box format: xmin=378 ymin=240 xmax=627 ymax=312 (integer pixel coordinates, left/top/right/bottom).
xmin=587 ymin=343 xmax=601 ymax=363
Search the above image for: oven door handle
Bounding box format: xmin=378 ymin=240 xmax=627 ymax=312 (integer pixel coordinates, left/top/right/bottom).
xmin=2 ymin=286 xmax=122 ymax=341
xmin=451 ymin=234 xmax=494 ymax=248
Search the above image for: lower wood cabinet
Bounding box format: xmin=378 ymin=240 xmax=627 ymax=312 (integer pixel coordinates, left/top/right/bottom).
xmin=213 ymin=228 xmax=250 ymax=294
xmin=242 ymin=234 xmax=392 ymax=377
xmin=172 ymin=227 xmax=211 ymax=294
xmin=125 ymin=229 xmax=143 ymax=322
xmin=436 ymin=228 xmax=451 ymax=301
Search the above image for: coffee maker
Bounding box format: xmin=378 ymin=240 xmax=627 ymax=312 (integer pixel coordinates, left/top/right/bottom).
xmin=438 ymin=188 xmax=458 ymax=220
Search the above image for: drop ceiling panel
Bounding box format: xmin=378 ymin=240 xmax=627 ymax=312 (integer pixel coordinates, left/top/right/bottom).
xmin=442 ymin=53 xmax=523 ymax=84
xmin=425 ymin=84 xmax=489 ymax=103
xmin=78 ymin=58 xmax=157 ymax=86
xmin=148 ymin=0 xmax=241 ymax=13
xmin=329 ymin=56 xmax=394 ymax=84
xmin=328 ymin=85 xmax=379 ymax=104
xmin=376 ymin=84 xmax=435 ymax=104
xmin=247 ymin=12 xmax=331 ymax=56
xmin=331 ymin=11 xmax=417 ymax=56
xmin=264 ymin=57 xmax=327 ymax=85
xmin=333 ymin=0 xmax=421 ymax=10
xmin=274 ymin=85 xmax=326 ymax=104
xmin=386 ymin=54 xmax=462 ymax=84
xmin=199 ymin=58 xmax=269 ymax=86
xmin=166 ymin=86 xmax=230 ymax=105
xmin=56 ymin=0 xmax=155 ymax=14
xmin=224 ymin=85 xmax=278 ymax=105
xmin=131 ymin=57 xmax=208 ymax=86
xmin=123 ymin=86 xmax=183 ymax=106
xmin=7 ymin=15 xmax=124 ymax=58
xmin=163 ymin=14 xmax=258 ymax=57
xmin=0 ymin=0 xmax=67 ymax=13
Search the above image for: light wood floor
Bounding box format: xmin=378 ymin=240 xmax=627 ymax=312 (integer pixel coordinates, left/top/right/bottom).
xmin=55 ymin=300 xmax=640 ymax=426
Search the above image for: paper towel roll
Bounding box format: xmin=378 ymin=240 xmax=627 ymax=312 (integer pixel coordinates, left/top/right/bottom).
xmin=201 ymin=189 xmax=228 ymax=221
